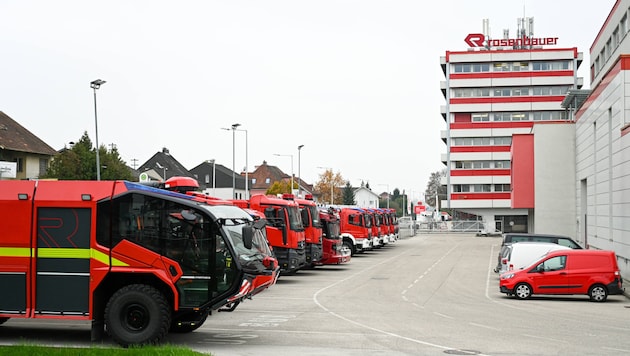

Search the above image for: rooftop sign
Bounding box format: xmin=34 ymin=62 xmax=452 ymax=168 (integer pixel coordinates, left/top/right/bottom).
xmin=465 ymin=33 xmax=559 ymax=48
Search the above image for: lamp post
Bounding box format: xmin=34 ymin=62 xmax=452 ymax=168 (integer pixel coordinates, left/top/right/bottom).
xmin=155 ymin=162 xmax=167 ymax=181
xmin=209 ymin=159 xmax=216 ymax=196
xmin=317 ymin=166 xmax=334 ymax=205
xmin=274 ymin=153 xmax=294 ymax=194
xmin=297 ymin=145 xmax=304 ymax=197
xmin=222 ymin=123 xmax=241 ymax=199
xmin=378 ymin=183 xmax=390 ymax=208
xmin=234 ymin=127 xmax=249 ymax=199
xmin=90 ymin=79 xmax=106 ymax=180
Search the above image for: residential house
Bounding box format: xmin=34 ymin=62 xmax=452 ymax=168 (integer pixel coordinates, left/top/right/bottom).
xmin=247 ymin=160 xmax=313 ymax=198
xmin=138 ymin=147 xmax=194 ymax=182
xmin=0 ymin=111 xmax=58 ymax=180
xmin=354 ymin=186 xmax=380 ymax=208
xmin=190 ymin=160 xmax=246 ymax=200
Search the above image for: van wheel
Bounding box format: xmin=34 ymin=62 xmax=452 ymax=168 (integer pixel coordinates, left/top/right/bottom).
xmin=588 ymin=284 xmax=608 ymax=302
xmin=514 ymin=283 xmax=532 ymax=299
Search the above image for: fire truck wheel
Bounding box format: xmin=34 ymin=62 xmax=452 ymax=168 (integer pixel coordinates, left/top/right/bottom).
xmin=0 ymin=317 xmax=9 ymax=325
xmin=104 ymin=284 xmax=171 ymax=347
xmin=342 ymin=240 xmax=355 ymax=256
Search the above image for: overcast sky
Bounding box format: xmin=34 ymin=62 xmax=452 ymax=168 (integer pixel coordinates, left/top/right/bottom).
xmin=0 ymin=0 xmax=615 ymax=202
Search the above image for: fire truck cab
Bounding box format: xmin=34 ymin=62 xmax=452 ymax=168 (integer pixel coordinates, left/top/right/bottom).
xmin=0 ymin=180 xmax=278 ymax=347
xmin=293 ymin=194 xmax=323 ymax=267
xmin=233 ymin=194 xmax=307 ymax=274
xmin=338 ymin=207 xmax=373 ymax=256
xmin=318 ymin=207 xmax=351 ymax=265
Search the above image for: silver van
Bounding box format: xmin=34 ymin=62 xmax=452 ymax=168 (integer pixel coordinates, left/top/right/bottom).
xmin=497 ymin=241 xmax=572 ymax=275
xmin=494 ymin=233 xmax=582 ymax=273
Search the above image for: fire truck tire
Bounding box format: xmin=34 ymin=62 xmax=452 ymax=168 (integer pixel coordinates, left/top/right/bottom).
xmin=0 ymin=317 xmax=9 ymax=325
xmin=342 ymin=240 xmax=355 ymax=256
xmin=104 ymin=284 xmax=171 ymax=347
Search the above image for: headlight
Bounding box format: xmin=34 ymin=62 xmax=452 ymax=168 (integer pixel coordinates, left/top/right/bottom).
xmin=501 ymin=273 xmax=515 ymax=279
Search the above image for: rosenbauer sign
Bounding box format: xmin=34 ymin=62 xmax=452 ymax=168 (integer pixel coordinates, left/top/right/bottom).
xmin=465 ymin=33 xmax=558 ymax=48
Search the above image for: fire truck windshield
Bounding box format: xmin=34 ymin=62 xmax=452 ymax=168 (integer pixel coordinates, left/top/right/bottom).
xmin=222 ymin=221 xmax=273 ymax=274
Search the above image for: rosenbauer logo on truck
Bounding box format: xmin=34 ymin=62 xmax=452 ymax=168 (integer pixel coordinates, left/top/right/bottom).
xmin=465 ymin=33 xmax=558 ymax=48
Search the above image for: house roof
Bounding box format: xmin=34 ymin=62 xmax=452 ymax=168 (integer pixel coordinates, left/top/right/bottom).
xmin=138 ymin=147 xmax=195 ymax=181
xmin=189 ymin=160 xmax=245 ymax=190
xmin=0 ymin=111 xmax=58 ymax=156
xmin=249 ymin=160 xmax=290 ymax=190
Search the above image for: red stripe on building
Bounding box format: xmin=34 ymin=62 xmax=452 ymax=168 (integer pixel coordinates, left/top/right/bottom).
xmin=450 ymin=70 xmax=574 ymax=80
xmin=450 ymin=193 xmax=511 ymax=200
xmin=450 ymin=169 xmax=511 ymax=176
xmin=450 ymin=122 xmax=533 ymax=130
xmin=451 ymin=96 xmax=566 ymax=105
xmin=450 ymin=146 xmax=511 ymax=153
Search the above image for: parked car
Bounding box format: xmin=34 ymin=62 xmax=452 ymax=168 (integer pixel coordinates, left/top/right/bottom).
xmin=497 ymin=241 xmax=572 ymax=275
xmin=499 ymin=249 xmax=624 ymax=302
xmin=494 ymin=233 xmax=583 ymax=273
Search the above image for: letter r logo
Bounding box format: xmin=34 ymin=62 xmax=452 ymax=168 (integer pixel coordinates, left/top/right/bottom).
xmin=465 ymin=33 xmax=485 ymax=47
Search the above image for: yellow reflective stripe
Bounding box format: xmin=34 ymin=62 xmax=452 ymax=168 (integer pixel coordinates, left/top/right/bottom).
xmin=91 ymin=249 xmax=129 ymax=267
xmin=0 ymin=247 xmax=129 ymax=267
xmin=38 ymin=248 xmax=91 ymax=259
xmin=0 ymin=247 xmax=31 ymax=257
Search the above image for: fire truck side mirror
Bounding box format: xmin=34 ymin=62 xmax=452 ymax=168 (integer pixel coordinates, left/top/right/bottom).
xmin=242 ymin=226 xmax=253 ymax=250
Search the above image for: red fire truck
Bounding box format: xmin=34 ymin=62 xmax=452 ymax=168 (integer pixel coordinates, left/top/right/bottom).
xmin=293 ymin=194 xmax=323 ymax=267
xmin=385 ymin=208 xmax=399 ymax=241
xmin=365 ymin=209 xmax=383 ymax=249
xmin=317 ymin=207 xmax=351 ymax=265
xmin=338 ymin=207 xmax=373 ymax=256
xmin=0 ymin=180 xmax=278 ymax=347
xmin=232 ymin=194 xmax=307 ymax=274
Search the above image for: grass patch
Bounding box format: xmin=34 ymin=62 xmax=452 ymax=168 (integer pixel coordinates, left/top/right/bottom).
xmin=0 ymin=345 xmax=208 ymax=356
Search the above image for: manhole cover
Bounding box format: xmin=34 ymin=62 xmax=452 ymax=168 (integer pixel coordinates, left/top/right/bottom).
xmin=444 ymin=350 xmax=481 ymax=355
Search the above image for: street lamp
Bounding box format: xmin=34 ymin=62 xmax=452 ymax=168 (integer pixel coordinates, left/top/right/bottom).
xmin=297 ymin=145 xmax=304 ymax=197
xmin=378 ymin=183 xmax=390 ymax=208
xmin=155 ymin=162 xmax=167 ymax=181
xmin=222 ymin=123 xmax=241 ymax=199
xmin=234 ymin=127 xmax=249 ymax=199
xmin=317 ymin=166 xmax=334 ymax=205
xmin=209 ymin=159 xmax=216 ymax=196
xmin=90 ymin=79 xmax=106 ymax=180
xmin=274 ymin=153 xmax=294 ymax=194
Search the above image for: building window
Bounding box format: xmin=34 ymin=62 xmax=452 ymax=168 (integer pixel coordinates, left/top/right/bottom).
xmin=265 ymin=178 xmax=270 ymax=184
xmin=205 ymin=174 xmax=210 ymax=184
xmin=471 ymin=113 xmax=490 ymax=122
xmin=473 ymin=184 xmax=492 ymax=192
xmin=251 ymin=178 xmax=256 ymax=184
xmin=15 ymin=158 xmax=24 ymax=173
xmin=494 ymin=184 xmax=511 ymax=192
xmin=495 ymin=161 xmax=511 ymax=169
xmin=39 ymin=158 xmax=48 ymax=176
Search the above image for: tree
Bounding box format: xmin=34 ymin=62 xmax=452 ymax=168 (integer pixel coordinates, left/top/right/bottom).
xmin=424 ymin=169 xmax=446 ymax=208
xmin=266 ymin=180 xmax=290 ymax=195
xmin=314 ymin=168 xmax=345 ymax=204
xmin=41 ymin=131 xmax=133 ymax=181
xmin=342 ymin=181 xmax=355 ymax=205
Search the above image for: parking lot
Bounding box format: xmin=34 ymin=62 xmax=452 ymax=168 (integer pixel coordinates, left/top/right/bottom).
xmin=1 ymin=232 xmax=629 ymax=355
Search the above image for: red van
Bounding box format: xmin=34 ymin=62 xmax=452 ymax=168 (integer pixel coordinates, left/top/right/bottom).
xmin=500 ymin=249 xmax=624 ymax=302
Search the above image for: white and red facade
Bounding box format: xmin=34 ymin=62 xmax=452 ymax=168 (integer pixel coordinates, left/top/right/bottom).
xmin=441 ymin=23 xmax=582 ymax=235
